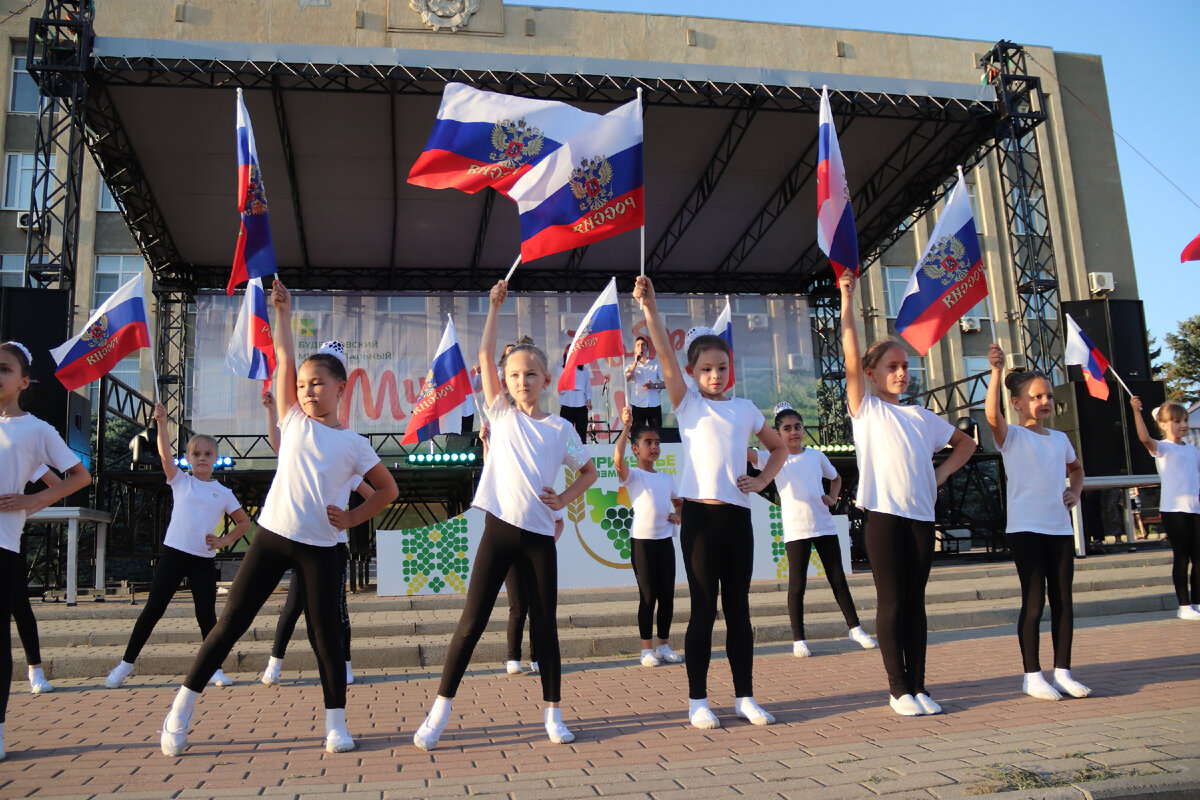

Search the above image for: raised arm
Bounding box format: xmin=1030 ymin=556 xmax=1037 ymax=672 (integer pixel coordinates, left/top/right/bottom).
xmin=1128 ymin=396 xmax=1157 ymax=456
xmin=479 ymin=280 xmax=507 ymax=408
xmin=613 ymin=406 xmax=632 ymax=482
xmin=984 ymin=343 xmax=1008 ymax=447
xmin=633 ymin=276 xmax=686 ymax=407
xmin=153 ymin=402 xmax=178 ymax=482
xmin=840 ymin=271 xmax=866 ymax=417
xmin=271 ymin=280 xmax=298 ymax=419
xmin=262 ymin=390 xmax=280 ymax=454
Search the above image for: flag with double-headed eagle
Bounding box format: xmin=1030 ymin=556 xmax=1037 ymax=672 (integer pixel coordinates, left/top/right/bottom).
xmin=224 ymin=277 xmax=276 ymax=394
xmin=408 ymin=83 xmax=601 ymax=197
xmin=895 ymin=167 xmax=988 ymax=355
xmin=403 ymin=315 xmax=475 ymax=444
xmin=227 ymin=88 xmax=277 ymax=295
xmin=559 ymin=278 xmax=623 ymax=392
xmin=508 ymin=98 xmax=644 ymax=263
xmin=50 ymin=275 xmax=152 ymax=392
xmin=816 ymin=86 xmax=859 ymax=279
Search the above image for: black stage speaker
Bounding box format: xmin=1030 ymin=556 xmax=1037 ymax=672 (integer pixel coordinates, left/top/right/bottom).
xmin=0 ymin=287 xmax=92 ymax=474
xmin=1053 ymin=379 xmax=1165 ymax=477
xmin=1060 ymin=299 xmax=1152 ymax=381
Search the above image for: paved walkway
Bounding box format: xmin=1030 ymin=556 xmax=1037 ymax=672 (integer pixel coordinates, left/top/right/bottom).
xmin=2 ymin=610 xmax=1198 ymax=799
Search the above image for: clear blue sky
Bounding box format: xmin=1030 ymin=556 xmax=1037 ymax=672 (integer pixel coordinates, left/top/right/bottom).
xmin=521 ymin=0 xmax=1200 ymax=355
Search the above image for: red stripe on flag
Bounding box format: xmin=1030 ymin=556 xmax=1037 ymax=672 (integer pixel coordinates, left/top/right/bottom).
xmin=521 ymin=187 xmax=644 ymax=263
xmin=407 ymin=150 xmax=532 ymax=194
xmin=898 ymin=262 xmax=989 ymax=355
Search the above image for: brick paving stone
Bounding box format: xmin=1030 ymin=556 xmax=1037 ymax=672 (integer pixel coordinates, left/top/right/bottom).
xmin=777 ymin=779 xmax=880 ymax=799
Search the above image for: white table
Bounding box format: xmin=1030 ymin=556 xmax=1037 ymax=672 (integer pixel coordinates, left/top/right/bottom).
xmin=1070 ymin=475 xmax=1160 ymax=557
xmin=26 ymin=507 xmax=113 ymax=605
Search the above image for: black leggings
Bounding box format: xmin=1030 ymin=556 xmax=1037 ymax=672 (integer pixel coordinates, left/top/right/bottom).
xmin=11 ymin=557 xmax=41 ymax=666
xmin=865 ymin=512 xmax=934 ymax=698
xmin=123 ymin=546 xmax=218 ymax=664
xmin=1162 ymin=512 xmax=1200 ymax=606
xmin=631 ymin=537 xmax=676 ymax=641
xmin=0 ymin=549 xmax=21 ymax=722
xmin=786 ymin=535 xmax=860 ymax=641
xmin=680 ymin=501 xmax=754 ymax=700
xmin=271 ymin=543 xmax=352 ymax=662
xmin=504 ymin=565 xmax=537 ymax=663
xmin=559 ymin=405 xmax=589 ymax=442
xmin=631 ymin=405 xmax=662 ymax=432
xmin=1008 ymin=532 xmax=1075 ymax=672
xmin=184 ymin=528 xmax=346 ymax=709
xmin=438 ymin=514 xmax=561 ymax=702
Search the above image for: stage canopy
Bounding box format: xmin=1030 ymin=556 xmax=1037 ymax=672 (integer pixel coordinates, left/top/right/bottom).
xmin=86 ymin=37 xmax=999 ymax=295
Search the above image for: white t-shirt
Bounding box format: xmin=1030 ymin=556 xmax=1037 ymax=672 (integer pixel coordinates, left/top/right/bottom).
xmin=331 ymin=475 xmax=365 ymax=545
xmin=999 ymin=425 xmax=1076 ymax=536
xmin=258 ymin=404 xmax=381 ymax=547
xmin=473 ymin=395 xmax=590 ymax=536
xmin=850 ymin=393 xmax=955 ymax=522
xmin=29 ymin=464 xmax=49 ymax=483
xmin=1155 ymin=440 xmax=1200 ymax=515
xmin=755 ymin=448 xmax=838 ymax=541
xmin=559 ymin=366 xmax=592 ymax=408
xmin=628 ymin=360 xmax=663 ymax=408
xmin=162 ymin=470 xmax=242 ymax=557
xmin=621 ymin=466 xmax=678 ymax=540
xmin=674 ymin=388 xmax=766 ymax=508
xmin=0 ymin=414 xmax=81 ymax=554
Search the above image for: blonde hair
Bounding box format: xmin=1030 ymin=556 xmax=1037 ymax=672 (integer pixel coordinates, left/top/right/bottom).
xmin=1154 ymin=401 xmax=1188 ymax=432
xmin=186 ymin=433 xmax=220 ymax=459
xmin=502 ymin=343 xmax=550 ymax=375
xmin=863 ymin=338 xmax=905 ymax=371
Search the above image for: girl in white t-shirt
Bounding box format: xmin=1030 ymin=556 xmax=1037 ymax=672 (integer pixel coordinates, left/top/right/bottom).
xmin=752 ymin=403 xmax=877 ymax=658
xmin=634 ymin=276 xmax=787 ymax=730
xmin=614 ymin=405 xmax=682 ymax=668
xmin=0 ymin=341 xmax=92 ymax=760
xmin=414 ymin=279 xmax=598 ymax=751
xmin=986 ymin=344 xmax=1090 ymax=701
xmin=839 ymin=272 xmax=976 ymax=717
xmin=159 ymin=282 xmax=399 ymax=758
xmin=258 ymin=391 xmax=374 ymax=688
xmin=1130 ymin=397 xmax=1200 ymax=620
xmin=105 ymin=403 xmax=252 ymax=691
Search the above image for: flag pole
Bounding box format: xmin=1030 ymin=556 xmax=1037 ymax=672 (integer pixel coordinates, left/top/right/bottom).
xmin=1106 ymin=364 xmax=1134 ymax=399
xmin=145 ymin=281 xmax=161 ymax=403
xmin=504 ymin=253 xmax=521 ymax=283
xmin=637 ymin=87 xmax=645 ymax=277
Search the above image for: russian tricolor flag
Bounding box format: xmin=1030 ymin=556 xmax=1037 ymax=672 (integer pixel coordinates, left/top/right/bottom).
xmin=227 ymin=88 xmax=277 ymax=295
xmin=713 ymin=296 xmax=735 ymax=388
xmin=1064 ymin=313 xmax=1112 ymax=401
xmin=51 ymin=274 xmax=151 ymax=392
xmin=408 ymin=83 xmax=600 ymax=197
xmin=558 ymin=278 xmax=624 ymax=392
xmin=403 ymin=315 xmax=475 ymax=445
xmin=895 ymin=168 xmax=988 ymax=356
xmin=816 ymin=87 xmax=859 ymax=279
xmin=224 ymin=277 xmax=276 ymax=394
xmin=510 ymin=98 xmax=644 ymax=263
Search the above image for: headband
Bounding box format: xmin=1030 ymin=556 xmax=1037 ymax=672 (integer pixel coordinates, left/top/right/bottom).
xmin=2 ymin=341 xmax=32 ymax=367
xmin=774 ymin=401 xmax=794 ymax=415
xmin=317 ymin=340 xmax=347 ymax=367
xmin=682 ymin=325 xmax=716 ymax=354
xmin=1151 ymin=406 xmax=1162 ymax=420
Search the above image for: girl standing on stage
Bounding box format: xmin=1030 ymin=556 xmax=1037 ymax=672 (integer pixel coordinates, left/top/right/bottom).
xmin=986 ymin=344 xmax=1090 ymax=700
xmin=0 ymin=341 xmax=91 ymax=760
xmin=257 ymin=391 xmax=372 ymax=687
xmin=105 ymin=402 xmax=251 ymax=690
xmin=1130 ymin=396 xmax=1200 ymax=620
xmin=752 ymin=402 xmax=876 ymax=658
xmin=613 ymin=405 xmax=683 ymax=668
xmin=558 ymin=344 xmax=592 ymax=442
xmin=839 ymin=272 xmax=975 ymax=716
xmin=634 ymin=276 xmax=786 ymax=730
xmin=159 ymin=281 xmax=398 ymax=757
xmin=414 ymin=279 xmax=597 ymax=750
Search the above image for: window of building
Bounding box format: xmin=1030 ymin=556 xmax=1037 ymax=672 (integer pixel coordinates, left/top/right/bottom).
xmin=375 ymin=295 xmax=425 ymax=314
xmin=98 ymin=181 xmax=119 ymax=212
xmin=0 ymin=253 xmax=24 ymax=287
xmin=884 ymin=266 xmax=911 ymax=318
xmin=1009 ymin=187 xmax=1047 ymax=238
xmin=9 ymin=56 xmax=38 ymax=114
xmin=905 ymin=356 xmax=927 ymax=400
xmin=4 ymin=152 xmax=40 ymax=210
xmin=963 ymin=356 xmax=992 ymax=405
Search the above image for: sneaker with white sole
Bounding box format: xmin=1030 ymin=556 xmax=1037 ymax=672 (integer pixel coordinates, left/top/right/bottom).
xmin=640 ymin=649 xmax=661 ymax=667
xmin=1178 ymin=605 xmax=1200 ymax=620
xmin=793 ymin=640 xmax=811 ymax=658
xmin=261 ymin=658 xmax=282 ymax=686
xmin=160 ymin=714 xmax=191 ymax=757
xmin=29 ymin=673 xmax=54 ymax=694
xmin=849 ymin=627 xmax=878 ymax=649
xmin=914 ymin=693 xmax=941 ymax=715
xmin=1053 ymin=669 xmax=1091 ymax=698
xmin=325 ymin=728 xmax=355 ymax=753
xmin=889 ymin=694 xmax=924 ymax=716
xmin=105 ymin=662 xmax=134 ymax=689
xmin=505 ymin=660 xmax=523 ymax=675
xmin=209 ymin=669 xmax=232 ymax=688
xmin=656 ymin=644 xmax=684 ymax=663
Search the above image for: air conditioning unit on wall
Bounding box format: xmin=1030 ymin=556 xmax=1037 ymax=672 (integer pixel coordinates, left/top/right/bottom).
xmin=959 ymin=316 xmax=981 ymax=333
xmin=1088 ymin=271 xmax=1115 ymax=294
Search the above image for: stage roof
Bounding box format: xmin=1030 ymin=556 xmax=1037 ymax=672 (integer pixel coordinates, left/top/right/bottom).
xmin=85 ymin=36 xmax=1000 ymax=295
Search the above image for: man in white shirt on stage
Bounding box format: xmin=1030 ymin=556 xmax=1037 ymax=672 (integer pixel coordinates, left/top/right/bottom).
xmin=625 ymin=335 xmax=665 ymax=430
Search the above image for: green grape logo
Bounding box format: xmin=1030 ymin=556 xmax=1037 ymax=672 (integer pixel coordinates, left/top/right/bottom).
xmin=600 ymin=505 xmax=632 ymax=560
xmin=769 ymin=504 xmax=788 ymax=580
xmin=402 ymin=515 xmax=474 ymax=594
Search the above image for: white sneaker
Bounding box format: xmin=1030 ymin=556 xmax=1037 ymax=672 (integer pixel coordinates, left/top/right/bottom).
xmin=849 ymin=627 xmax=878 ymax=649
xmin=529 ymin=661 xmax=539 ymax=674
xmin=160 ymin=714 xmax=190 ymax=757
xmin=105 ymin=662 xmax=134 ymax=689
xmin=793 ymin=640 xmax=811 ymax=658
xmin=413 ymin=717 xmax=445 ymax=751
xmin=545 ymin=711 xmax=575 ymax=744
xmin=345 ymin=663 xmax=354 ymax=685
xmin=29 ymin=672 xmax=54 ymax=694
xmin=1053 ymin=669 xmax=1091 ymax=698
xmin=261 ymin=658 xmax=282 ymax=686
xmin=325 ymin=728 xmax=355 ymax=753
xmin=656 ymin=644 xmax=684 ymax=663
xmin=734 ymin=697 xmax=775 ymax=725
xmin=914 ymin=693 xmax=942 ymax=715
xmin=688 ymin=702 xmax=721 ymax=730
xmin=889 ymin=694 xmax=924 ymax=716
xmin=1023 ymin=672 xmax=1062 ymax=701
xmin=1178 ymin=605 xmax=1200 ymax=620
xmin=209 ymin=669 xmax=232 ymax=688
xmin=506 ymin=660 xmax=523 ymax=675
xmin=640 ymin=649 xmax=661 ymax=667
